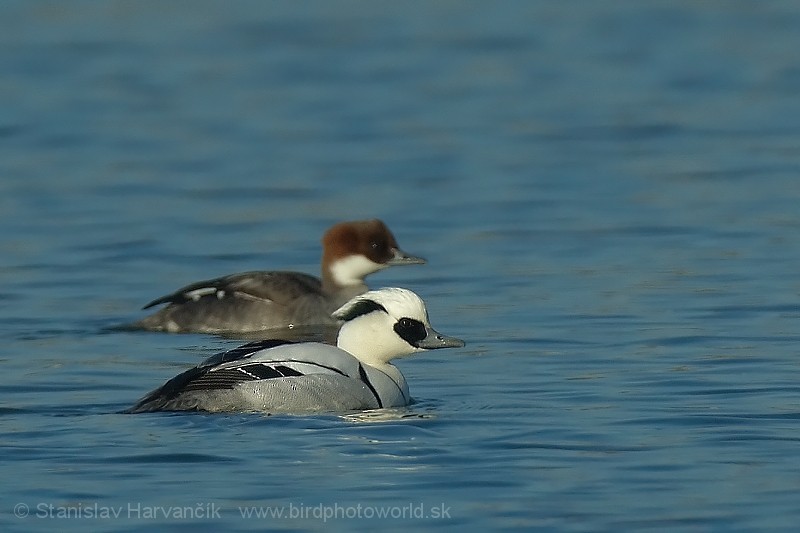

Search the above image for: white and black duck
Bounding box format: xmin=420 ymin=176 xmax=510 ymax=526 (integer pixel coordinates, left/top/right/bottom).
xmin=127 ymin=288 xmax=465 ymax=414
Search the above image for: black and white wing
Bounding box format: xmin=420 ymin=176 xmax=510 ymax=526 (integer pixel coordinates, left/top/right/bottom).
xmin=126 ymin=339 xmax=295 ymax=412
xmin=125 ymin=339 xmax=365 ymax=413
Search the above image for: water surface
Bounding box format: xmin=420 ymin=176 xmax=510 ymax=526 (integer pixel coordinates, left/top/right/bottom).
xmin=2 ymin=2 xmax=800 ymax=531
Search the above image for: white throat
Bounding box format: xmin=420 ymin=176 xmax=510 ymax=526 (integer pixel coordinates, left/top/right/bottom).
xmin=328 ymin=255 xmax=385 ymax=286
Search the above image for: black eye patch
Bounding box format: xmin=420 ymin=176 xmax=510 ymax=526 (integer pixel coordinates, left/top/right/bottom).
xmin=393 ymin=317 xmax=428 ymax=346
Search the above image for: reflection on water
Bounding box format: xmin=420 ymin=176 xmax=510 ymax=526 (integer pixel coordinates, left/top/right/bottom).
xmin=340 ymin=409 xmax=437 ymax=424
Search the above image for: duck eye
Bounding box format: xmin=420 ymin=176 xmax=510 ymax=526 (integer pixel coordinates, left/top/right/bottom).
xmin=394 ymin=317 xmax=428 ymax=345
xmin=371 ymin=236 xmax=390 ymax=250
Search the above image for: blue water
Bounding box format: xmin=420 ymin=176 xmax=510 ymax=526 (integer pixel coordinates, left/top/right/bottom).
xmin=3 ymin=1 xmax=800 ymax=531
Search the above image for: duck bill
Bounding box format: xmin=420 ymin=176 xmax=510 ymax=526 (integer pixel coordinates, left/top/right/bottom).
xmin=387 ymin=247 xmax=427 ymax=266
xmin=416 ymin=327 xmax=466 ymax=350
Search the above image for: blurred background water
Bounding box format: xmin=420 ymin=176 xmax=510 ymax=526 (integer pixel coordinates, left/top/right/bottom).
xmin=2 ymin=1 xmax=800 ymax=531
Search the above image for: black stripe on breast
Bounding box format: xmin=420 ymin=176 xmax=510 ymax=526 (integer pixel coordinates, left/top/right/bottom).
xmin=358 ymin=363 xmax=383 ymax=408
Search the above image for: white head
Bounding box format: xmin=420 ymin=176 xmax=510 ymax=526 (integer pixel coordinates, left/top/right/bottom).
xmin=332 ymin=287 xmax=465 ymax=367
